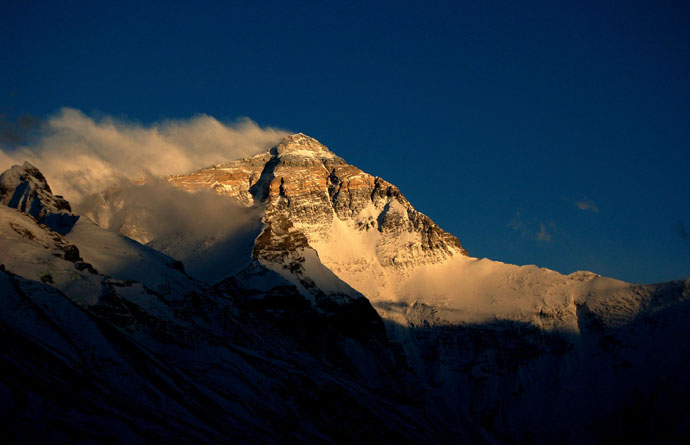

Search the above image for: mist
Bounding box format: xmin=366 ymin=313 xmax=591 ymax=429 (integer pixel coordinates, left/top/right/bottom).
xmin=76 ymin=177 xmax=262 ymax=283
xmin=0 ymin=107 xmax=288 ymax=203
xmin=0 ymin=108 xmax=286 ymax=283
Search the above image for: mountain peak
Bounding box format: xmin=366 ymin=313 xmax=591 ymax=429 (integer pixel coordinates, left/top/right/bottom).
xmin=170 ymin=133 xmax=468 ymax=289
xmin=0 ymin=162 xmax=78 ymax=234
xmin=274 ymin=133 xmax=333 ymax=156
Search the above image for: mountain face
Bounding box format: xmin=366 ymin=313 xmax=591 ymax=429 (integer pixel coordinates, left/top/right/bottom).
xmin=1 ymin=134 xmax=690 ymax=443
xmin=170 ymin=133 xmax=466 ymax=299
xmin=168 ymin=134 xmax=685 ymax=329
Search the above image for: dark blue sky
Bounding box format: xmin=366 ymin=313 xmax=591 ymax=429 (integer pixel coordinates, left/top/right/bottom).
xmin=2 ymin=0 xmax=689 ymax=283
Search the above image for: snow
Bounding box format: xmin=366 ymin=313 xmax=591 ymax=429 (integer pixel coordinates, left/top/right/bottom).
xmin=231 ymin=261 xmax=295 ymax=293
xmin=384 ymin=198 xmax=407 ymax=215
xmin=279 ymin=149 xmax=337 ymax=160
xmin=299 ymin=247 xmax=363 ymax=297
xmin=0 ymin=272 xmax=83 ymax=364
xmin=0 ymin=205 xmax=201 ymax=312
xmin=66 ymin=218 xmax=199 ymax=298
xmin=147 ymin=216 xmax=261 ymax=285
xmin=0 ymin=270 xmax=129 ymax=369
xmin=0 ymin=206 xmax=104 ymax=305
xmin=303 ymin=206 xmax=647 ymax=331
xmin=304 ymin=212 xmax=393 ymax=300
xmin=256 ymin=244 xmax=363 ymax=305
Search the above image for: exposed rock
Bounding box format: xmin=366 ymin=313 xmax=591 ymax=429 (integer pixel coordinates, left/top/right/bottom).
xmin=170 ymin=133 xmax=467 ymax=276
xmin=0 ymin=161 xmax=78 ymax=234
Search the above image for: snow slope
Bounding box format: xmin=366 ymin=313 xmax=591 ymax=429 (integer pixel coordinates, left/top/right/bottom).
xmin=67 ymin=217 xmax=199 ymax=298
xmin=0 ymin=203 xmax=199 ymax=312
xmin=305 ymin=204 xmax=690 ymax=334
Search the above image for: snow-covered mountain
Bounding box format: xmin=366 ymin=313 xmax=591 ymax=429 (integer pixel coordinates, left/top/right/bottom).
xmin=169 ymin=133 xmax=687 ymax=329
xmin=2 ymin=135 xmax=689 ymax=442
xmin=170 ymin=133 xmax=466 ymax=300
xmin=0 ymin=160 xmax=452 ymax=443
xmin=168 ymin=134 xmax=690 ymax=441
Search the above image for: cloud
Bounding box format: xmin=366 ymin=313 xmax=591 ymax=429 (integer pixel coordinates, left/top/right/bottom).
xmin=575 ymin=199 xmax=599 ymax=213
xmin=76 ymin=177 xmax=262 ymax=283
xmin=0 ymin=107 xmax=289 ymax=283
xmin=536 ymin=223 xmax=552 ymax=242
xmin=509 ymin=210 xmax=554 ymax=243
xmin=0 ymin=107 xmax=288 ymax=203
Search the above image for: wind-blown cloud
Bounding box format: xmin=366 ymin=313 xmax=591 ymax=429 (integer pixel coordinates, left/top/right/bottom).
xmin=0 ymin=108 xmax=289 ymax=283
xmin=0 ymin=107 xmax=288 ymax=203
xmin=76 ymin=177 xmax=262 ymax=282
xmin=575 ymin=199 xmax=599 ymax=213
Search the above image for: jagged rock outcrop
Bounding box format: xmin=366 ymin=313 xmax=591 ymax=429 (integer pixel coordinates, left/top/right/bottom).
xmin=170 ymin=133 xmax=467 ymax=272
xmin=0 ymin=161 xmax=78 ymax=234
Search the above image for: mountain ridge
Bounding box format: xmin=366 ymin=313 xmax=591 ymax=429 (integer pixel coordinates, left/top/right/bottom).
xmin=1 ymin=134 xmax=689 ymax=442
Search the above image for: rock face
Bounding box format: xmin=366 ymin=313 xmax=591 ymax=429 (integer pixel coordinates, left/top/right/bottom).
xmin=170 ymin=133 xmax=467 ymax=299
xmin=0 ymin=162 xmax=78 ymax=234
xmin=171 ymin=133 xmax=466 ymax=259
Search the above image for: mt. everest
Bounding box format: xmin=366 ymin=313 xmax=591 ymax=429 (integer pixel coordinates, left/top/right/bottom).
xmin=1 ymin=134 xmax=689 ymax=443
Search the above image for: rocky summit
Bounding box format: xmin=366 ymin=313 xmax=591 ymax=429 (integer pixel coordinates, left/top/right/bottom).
xmin=0 ymin=161 xmax=78 ymax=234
xmin=170 ymin=133 xmax=467 ymax=299
xmin=1 ymin=134 xmax=689 ymax=443
xmin=171 ymin=133 xmax=466 ymax=260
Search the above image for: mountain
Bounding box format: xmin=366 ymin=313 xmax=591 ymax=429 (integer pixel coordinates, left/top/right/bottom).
xmin=0 ymin=159 xmax=456 ymax=443
xmin=169 ymin=133 xmax=690 ymax=441
xmin=170 ymin=133 xmax=466 ymax=297
xmin=167 ymin=133 xmax=690 ymax=332
xmin=1 ymin=135 xmax=689 ymax=443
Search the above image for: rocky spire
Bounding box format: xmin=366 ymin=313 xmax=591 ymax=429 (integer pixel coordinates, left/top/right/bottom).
xmin=0 ymin=162 xmax=78 ymax=234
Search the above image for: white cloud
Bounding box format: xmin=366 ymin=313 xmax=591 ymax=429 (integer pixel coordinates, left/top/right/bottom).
xmin=75 ymin=177 xmax=262 ymax=282
xmin=576 ymin=199 xmax=599 ymax=213
xmin=0 ymin=108 xmax=289 ymax=283
xmin=0 ymin=107 xmax=288 ymax=203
